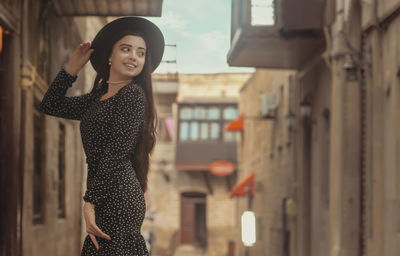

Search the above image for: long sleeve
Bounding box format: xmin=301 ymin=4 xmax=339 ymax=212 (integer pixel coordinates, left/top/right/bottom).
xmin=83 ymin=84 xmax=146 ymax=207
xmin=39 ymin=68 xmax=95 ymax=120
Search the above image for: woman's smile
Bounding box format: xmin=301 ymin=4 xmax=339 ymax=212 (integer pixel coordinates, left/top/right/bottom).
xmin=124 ymin=63 xmax=137 ymax=69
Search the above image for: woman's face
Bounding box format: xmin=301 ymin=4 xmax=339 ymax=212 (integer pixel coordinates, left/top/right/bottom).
xmin=108 ymin=35 xmax=146 ymax=80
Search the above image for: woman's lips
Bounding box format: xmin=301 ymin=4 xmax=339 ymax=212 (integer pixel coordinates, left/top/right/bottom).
xmin=124 ymin=63 xmax=136 ymax=69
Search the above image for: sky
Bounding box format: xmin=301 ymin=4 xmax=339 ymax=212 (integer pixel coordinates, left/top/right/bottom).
xmin=146 ymin=0 xmax=255 ymax=74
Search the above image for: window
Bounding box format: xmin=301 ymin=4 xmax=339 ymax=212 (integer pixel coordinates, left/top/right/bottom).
xmin=223 ymin=107 xmax=238 ymax=120
xmin=323 ymin=109 xmax=330 ymax=209
xmin=194 ymin=107 xmax=207 ymax=119
xmin=208 ymin=107 xmax=220 ymax=120
xmin=178 ymin=104 xmax=238 ymax=142
xmin=180 ymin=122 xmax=189 ymax=141
xmin=251 ymin=0 xmax=276 ymax=26
xmin=200 ymin=123 xmax=208 ymax=140
xmin=210 ymin=122 xmax=220 ymax=140
xmin=190 ymin=122 xmax=199 ymax=140
xmin=223 ymin=107 xmax=239 ymax=142
xmin=58 ymin=123 xmax=66 ymax=218
xmin=33 ymin=98 xmax=45 ymax=225
xmin=180 ymin=107 xmax=192 ymax=120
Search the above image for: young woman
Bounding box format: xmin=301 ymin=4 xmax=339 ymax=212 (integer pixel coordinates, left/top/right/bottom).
xmin=39 ymin=17 xmax=164 ymax=255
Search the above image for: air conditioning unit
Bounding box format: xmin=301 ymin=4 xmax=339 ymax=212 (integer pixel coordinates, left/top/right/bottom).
xmin=260 ymin=93 xmax=279 ymax=119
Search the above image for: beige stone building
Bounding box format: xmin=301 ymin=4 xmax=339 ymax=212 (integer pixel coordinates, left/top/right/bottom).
xmin=233 ymin=69 xmax=296 ymax=256
xmin=0 ymin=1 xmax=163 ymax=255
xmin=145 ymin=72 xmax=251 ymax=256
xmin=227 ymin=0 xmax=400 ymax=256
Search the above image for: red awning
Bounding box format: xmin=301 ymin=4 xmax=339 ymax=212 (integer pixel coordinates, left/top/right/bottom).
xmin=229 ymin=172 xmax=255 ymax=197
xmin=226 ymin=113 xmax=244 ymax=131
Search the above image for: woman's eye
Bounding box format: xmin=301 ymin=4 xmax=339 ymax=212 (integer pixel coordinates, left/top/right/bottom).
xmin=138 ymin=52 xmax=145 ymax=57
xmin=122 ymin=47 xmax=129 ymax=52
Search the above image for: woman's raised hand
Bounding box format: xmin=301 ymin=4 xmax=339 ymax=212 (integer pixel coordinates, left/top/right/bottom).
xmin=65 ymin=42 xmax=94 ymax=76
xmin=83 ymin=202 xmax=111 ymax=250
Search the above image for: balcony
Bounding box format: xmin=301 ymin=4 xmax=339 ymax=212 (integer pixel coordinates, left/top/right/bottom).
xmin=175 ymin=104 xmax=239 ymax=171
xmin=176 ymin=141 xmax=237 ymax=171
xmin=52 ymin=0 xmax=163 ymax=17
xmin=227 ymin=0 xmax=327 ymax=70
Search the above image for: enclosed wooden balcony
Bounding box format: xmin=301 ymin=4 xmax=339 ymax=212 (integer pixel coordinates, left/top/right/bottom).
xmin=175 ymin=103 xmax=239 ymax=171
xmin=227 ymin=0 xmax=328 ymax=70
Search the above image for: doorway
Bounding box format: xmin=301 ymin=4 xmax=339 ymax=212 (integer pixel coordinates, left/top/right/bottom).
xmin=180 ymin=192 xmax=207 ymax=247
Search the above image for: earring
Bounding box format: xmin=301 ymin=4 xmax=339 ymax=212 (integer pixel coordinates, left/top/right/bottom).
xmin=108 ymin=61 xmax=111 ymax=65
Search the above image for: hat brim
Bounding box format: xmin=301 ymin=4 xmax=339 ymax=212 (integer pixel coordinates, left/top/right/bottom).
xmin=90 ymin=16 xmax=164 ymax=74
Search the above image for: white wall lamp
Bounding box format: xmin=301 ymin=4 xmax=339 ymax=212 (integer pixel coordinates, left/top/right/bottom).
xmin=241 ymin=210 xmax=256 ymax=247
xmin=240 ymin=184 xmax=256 ymax=254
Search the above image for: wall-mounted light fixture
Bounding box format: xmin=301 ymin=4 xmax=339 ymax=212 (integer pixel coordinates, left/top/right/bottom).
xmin=233 ymin=177 xmax=256 ymax=250
xmin=343 ymin=55 xmax=359 ymax=82
xmin=300 ymin=96 xmax=312 ymax=117
xmin=285 ymin=110 xmax=296 ymax=132
xmin=241 ymin=210 xmax=256 ymax=247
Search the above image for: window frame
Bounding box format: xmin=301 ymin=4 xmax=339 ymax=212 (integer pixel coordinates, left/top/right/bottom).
xmin=57 ymin=122 xmax=67 ymax=218
xmin=33 ymin=97 xmax=46 ymax=225
xmin=177 ymin=103 xmax=238 ymax=142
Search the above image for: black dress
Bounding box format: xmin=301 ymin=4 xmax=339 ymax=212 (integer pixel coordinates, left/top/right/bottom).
xmin=39 ymin=68 xmax=149 ymax=256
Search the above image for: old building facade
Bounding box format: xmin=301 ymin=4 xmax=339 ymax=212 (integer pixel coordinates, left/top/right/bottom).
xmin=228 ymin=0 xmax=400 ymax=256
xmin=0 ymin=1 xmax=163 ymax=255
xmin=145 ymin=73 xmax=251 ymax=256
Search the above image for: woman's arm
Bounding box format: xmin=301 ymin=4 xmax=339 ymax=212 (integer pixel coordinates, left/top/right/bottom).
xmin=39 ymin=67 xmax=95 ymax=120
xmin=39 ymin=42 xmax=95 ymax=120
xmin=83 ymin=84 xmax=146 ymax=207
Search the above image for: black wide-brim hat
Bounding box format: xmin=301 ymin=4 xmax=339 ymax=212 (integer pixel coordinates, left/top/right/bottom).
xmin=90 ymin=16 xmax=165 ymax=74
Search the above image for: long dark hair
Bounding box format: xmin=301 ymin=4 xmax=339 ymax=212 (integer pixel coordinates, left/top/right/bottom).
xmin=90 ymin=34 xmax=157 ymax=193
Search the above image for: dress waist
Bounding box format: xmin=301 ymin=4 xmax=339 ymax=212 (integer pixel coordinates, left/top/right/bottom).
xmin=85 ymin=156 xmax=131 ymax=168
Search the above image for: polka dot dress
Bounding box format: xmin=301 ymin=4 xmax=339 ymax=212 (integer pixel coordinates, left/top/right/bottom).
xmin=39 ymin=68 xmax=149 ymax=256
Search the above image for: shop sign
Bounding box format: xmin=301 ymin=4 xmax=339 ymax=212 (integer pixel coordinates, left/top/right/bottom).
xmin=210 ymin=161 xmax=236 ymax=176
